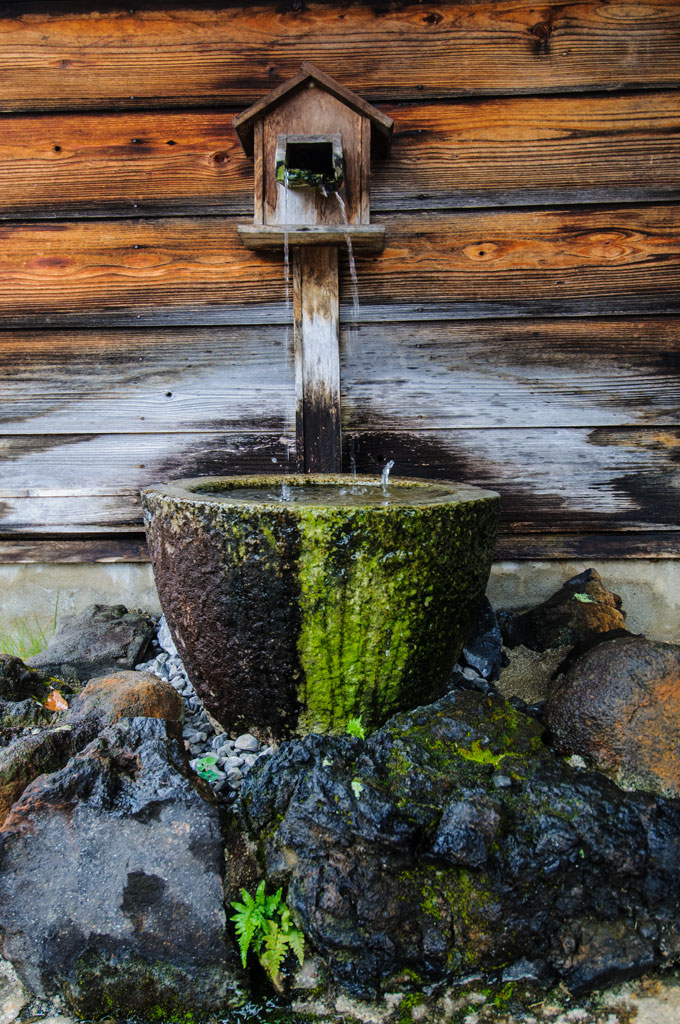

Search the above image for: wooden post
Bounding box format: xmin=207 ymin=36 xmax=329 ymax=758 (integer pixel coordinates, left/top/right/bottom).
xmin=293 ymin=246 xmax=342 ymax=472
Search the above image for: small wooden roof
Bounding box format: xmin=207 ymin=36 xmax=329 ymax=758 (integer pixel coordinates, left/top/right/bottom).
xmin=233 ymin=62 xmax=394 ymax=158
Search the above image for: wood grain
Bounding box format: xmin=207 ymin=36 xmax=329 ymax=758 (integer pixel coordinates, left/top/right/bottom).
xmin=293 ymin=246 xmax=342 ymax=472
xmin=0 ymin=3 xmax=678 ymax=111
xmin=1 ymin=318 xmax=677 ymax=434
xmin=1 ymin=425 xmax=677 ymax=533
xmin=2 ymin=92 xmax=678 ymax=219
xmin=339 ymin=318 xmax=680 ymax=429
xmin=0 ymin=207 xmax=678 ymax=326
xmin=0 ymin=431 xmax=296 ymax=532
xmin=0 ymin=327 xmax=295 ymax=433
xmin=379 ymin=92 xmax=680 ymax=210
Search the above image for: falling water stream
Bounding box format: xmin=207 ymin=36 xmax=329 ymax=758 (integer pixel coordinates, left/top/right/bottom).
xmin=281 ymin=181 xmax=291 ymax=355
xmin=334 ymin=192 xmax=360 ymax=350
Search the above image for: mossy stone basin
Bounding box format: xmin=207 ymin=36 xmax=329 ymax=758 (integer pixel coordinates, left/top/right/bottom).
xmin=142 ymin=474 xmax=500 ymax=740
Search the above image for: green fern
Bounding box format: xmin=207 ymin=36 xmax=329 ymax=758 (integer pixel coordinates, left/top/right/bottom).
xmin=230 ymin=881 xmax=304 ymax=990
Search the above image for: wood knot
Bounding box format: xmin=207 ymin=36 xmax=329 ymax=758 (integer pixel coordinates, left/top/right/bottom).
xmin=530 ymin=21 xmax=552 ymax=42
xmin=424 ymin=11 xmax=443 ymax=25
xmin=529 ymin=21 xmax=552 ymax=55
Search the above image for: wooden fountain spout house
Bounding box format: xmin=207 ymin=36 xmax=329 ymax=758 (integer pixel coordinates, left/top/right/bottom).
xmin=233 ymin=63 xmax=393 ymax=472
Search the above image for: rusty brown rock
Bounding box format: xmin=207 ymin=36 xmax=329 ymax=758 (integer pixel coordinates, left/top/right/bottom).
xmin=68 ymin=671 xmax=183 ymax=732
xmin=545 ymin=635 xmax=680 ymax=798
xmin=500 ymin=568 xmax=627 ymax=652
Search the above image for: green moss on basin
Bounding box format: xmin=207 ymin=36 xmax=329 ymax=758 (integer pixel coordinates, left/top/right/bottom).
xmin=142 ymin=475 xmax=499 ymax=739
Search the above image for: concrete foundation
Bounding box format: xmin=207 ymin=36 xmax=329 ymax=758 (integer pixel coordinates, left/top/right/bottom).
xmin=0 ymin=560 xmax=678 ymax=644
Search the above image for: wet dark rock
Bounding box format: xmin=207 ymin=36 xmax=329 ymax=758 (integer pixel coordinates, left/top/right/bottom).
xmin=0 ymin=654 xmax=58 ymax=703
xmin=240 ymin=689 xmax=680 ymax=1000
xmin=0 ymin=671 xmax=183 ymax=826
xmin=461 ymin=598 xmax=503 ymax=681
xmin=0 ymin=698 xmax=52 ymax=733
xmin=545 ymin=635 xmax=680 ymax=798
xmin=448 ymin=666 xmax=497 ymax=697
xmin=0 ymin=717 xmax=245 ymax=1017
xmin=557 ymin=917 xmax=656 ymax=994
xmin=0 ymin=727 xmax=74 ymax=826
xmin=499 ymin=569 xmax=627 ymax=652
xmin=27 ymin=604 xmax=156 ymax=682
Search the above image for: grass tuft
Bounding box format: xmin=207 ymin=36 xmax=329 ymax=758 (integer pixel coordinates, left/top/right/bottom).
xmin=0 ymin=595 xmax=59 ymax=660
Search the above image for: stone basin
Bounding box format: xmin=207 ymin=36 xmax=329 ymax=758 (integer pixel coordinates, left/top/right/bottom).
xmin=142 ymin=474 xmax=500 ymax=740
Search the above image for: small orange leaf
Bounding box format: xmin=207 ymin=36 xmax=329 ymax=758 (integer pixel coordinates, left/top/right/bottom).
xmin=44 ymin=689 xmax=69 ymax=712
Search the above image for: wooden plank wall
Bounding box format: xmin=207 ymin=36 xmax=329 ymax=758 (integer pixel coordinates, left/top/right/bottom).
xmin=0 ymin=0 xmax=679 ymax=564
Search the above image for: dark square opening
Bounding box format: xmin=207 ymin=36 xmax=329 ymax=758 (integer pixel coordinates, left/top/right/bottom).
xmin=285 ymin=141 xmax=334 ymax=177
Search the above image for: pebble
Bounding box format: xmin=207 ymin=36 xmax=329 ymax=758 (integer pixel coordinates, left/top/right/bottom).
xmin=135 ymin=620 xmax=270 ymax=801
xmin=461 ymin=665 xmax=482 ymax=682
xmin=234 ymin=733 xmax=260 ymax=752
xmin=224 ymin=756 xmax=245 ymax=769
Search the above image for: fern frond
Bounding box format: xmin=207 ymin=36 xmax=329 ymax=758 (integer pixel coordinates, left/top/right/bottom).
xmin=287 ymin=926 xmax=305 ymax=967
xmin=230 ymin=887 xmax=267 ymax=968
xmin=231 ymin=881 xmax=305 ymax=985
xmin=265 ymin=886 xmax=283 ymax=916
xmin=259 ymin=920 xmax=288 ymax=987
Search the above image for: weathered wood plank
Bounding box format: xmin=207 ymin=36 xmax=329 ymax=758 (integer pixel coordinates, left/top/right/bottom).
xmin=0 ymin=2 xmax=678 ymax=111
xmin=1 ymin=208 xmax=679 ymax=326
xmin=0 ymin=536 xmax=151 ymax=563
xmin=495 ymin=532 xmax=680 ymax=560
xmin=2 ymin=531 xmax=678 ymax=564
xmin=1 ymin=318 xmax=677 ymax=433
xmin=0 ymin=110 xmax=247 ymax=219
xmin=0 ymin=327 xmax=295 ymax=433
xmin=340 ymin=318 xmax=680 ymax=430
xmin=379 ymin=92 xmax=680 ymax=210
xmin=1 ymin=426 xmax=677 ymax=533
xmin=294 ymin=247 xmax=342 ymax=472
xmin=0 ymin=432 xmax=296 ymax=495
xmin=2 ymin=93 xmax=678 ymax=219
xmin=345 ymin=427 xmax=680 ymax=532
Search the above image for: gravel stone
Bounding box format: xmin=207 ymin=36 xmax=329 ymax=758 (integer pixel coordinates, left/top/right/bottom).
xmin=234 ymin=734 xmax=259 ymax=752
xmin=224 ymin=756 xmax=244 ymax=769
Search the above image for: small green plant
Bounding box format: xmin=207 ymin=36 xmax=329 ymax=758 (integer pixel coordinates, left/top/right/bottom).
xmin=572 ymin=592 xmax=597 ymax=604
xmin=346 ymin=715 xmax=365 ymax=739
xmin=194 ymin=754 xmax=221 ymax=783
xmin=230 ymin=881 xmax=304 ymax=991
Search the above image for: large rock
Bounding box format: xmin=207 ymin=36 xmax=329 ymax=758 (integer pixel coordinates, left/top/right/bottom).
xmin=499 ymin=569 xmax=626 ymax=652
xmin=240 ymin=689 xmax=680 ymax=1000
xmin=0 ymin=671 xmax=182 ymax=826
xmin=0 ymin=717 xmax=245 ymax=1018
xmin=27 ymin=604 xmax=156 ymax=682
xmin=545 ymin=635 xmax=680 ymax=798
